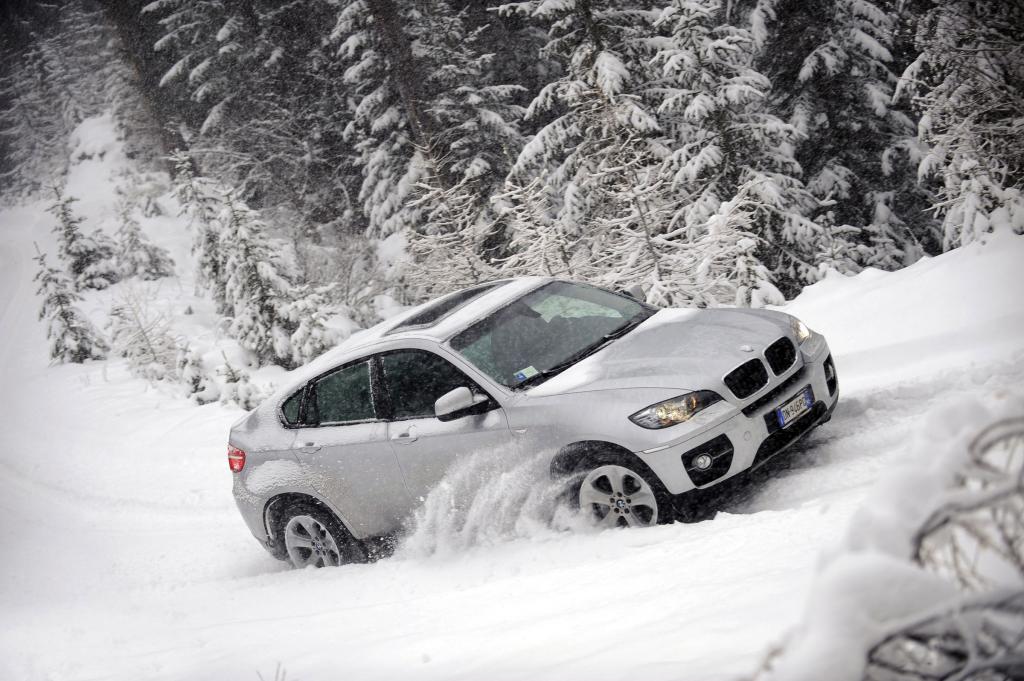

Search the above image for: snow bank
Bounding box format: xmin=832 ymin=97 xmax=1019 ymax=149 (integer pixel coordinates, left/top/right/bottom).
xmin=782 ymin=231 xmax=1024 ymax=392
xmin=762 ymin=391 xmax=1024 ymax=681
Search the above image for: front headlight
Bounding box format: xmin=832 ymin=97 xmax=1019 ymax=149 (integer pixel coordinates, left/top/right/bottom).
xmin=790 ymin=316 xmax=812 ymax=344
xmin=629 ymin=391 xmax=723 ymax=429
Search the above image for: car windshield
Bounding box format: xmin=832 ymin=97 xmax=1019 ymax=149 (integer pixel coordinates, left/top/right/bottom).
xmin=450 ymin=281 xmax=654 ymax=389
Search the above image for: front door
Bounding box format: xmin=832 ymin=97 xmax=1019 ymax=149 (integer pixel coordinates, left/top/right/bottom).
xmin=377 ymin=349 xmax=513 ymax=503
xmin=292 ymin=358 xmax=412 ymax=537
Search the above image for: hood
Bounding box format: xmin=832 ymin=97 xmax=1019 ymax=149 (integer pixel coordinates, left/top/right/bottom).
xmin=528 ymin=307 xmax=791 ymax=397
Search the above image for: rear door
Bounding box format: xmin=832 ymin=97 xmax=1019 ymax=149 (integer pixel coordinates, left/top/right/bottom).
xmin=377 ymin=348 xmax=514 ymax=502
xmin=291 ymin=358 xmax=413 ymax=537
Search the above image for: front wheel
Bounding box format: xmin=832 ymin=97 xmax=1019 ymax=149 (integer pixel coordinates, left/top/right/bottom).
xmin=280 ymin=503 xmax=365 ymax=568
xmin=575 ymin=461 xmax=671 ymax=528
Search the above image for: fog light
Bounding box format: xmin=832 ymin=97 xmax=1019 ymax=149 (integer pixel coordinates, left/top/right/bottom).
xmin=693 ymin=454 xmax=712 ymax=470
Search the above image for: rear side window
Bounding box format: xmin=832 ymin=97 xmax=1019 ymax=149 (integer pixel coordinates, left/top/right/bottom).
xmin=281 ymin=390 xmax=303 ymax=425
xmin=380 ymin=350 xmax=481 ymax=420
xmin=311 ymin=361 xmax=376 ymax=424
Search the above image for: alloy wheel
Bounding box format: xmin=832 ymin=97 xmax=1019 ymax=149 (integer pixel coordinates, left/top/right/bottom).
xmin=579 ymin=464 xmax=659 ymax=528
xmin=284 ymin=514 xmax=343 ymax=568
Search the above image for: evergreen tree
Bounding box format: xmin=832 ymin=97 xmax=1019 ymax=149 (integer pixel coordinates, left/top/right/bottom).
xmin=899 ymin=0 xmax=1024 ymax=248
xmin=278 ymin=285 xmax=340 ymax=367
xmin=652 ymin=0 xmax=846 ymax=295
xmin=114 ymin=201 xmax=175 ymax=280
xmin=33 ymin=249 xmax=108 ymax=363
xmin=146 ymin=0 xmax=365 ymax=236
xmin=496 ymin=0 xmax=687 ymax=299
xmin=170 ymin=151 xmax=226 ymax=307
xmin=48 ymin=186 xmax=120 ymax=291
xmin=755 ymin=0 xmax=936 ymax=269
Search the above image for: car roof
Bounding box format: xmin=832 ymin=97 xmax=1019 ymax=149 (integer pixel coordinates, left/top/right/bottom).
xmin=261 ymin=276 xmax=552 ymax=407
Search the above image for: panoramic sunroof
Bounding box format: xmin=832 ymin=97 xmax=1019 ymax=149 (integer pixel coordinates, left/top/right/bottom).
xmin=385 ymin=280 xmax=509 ymax=334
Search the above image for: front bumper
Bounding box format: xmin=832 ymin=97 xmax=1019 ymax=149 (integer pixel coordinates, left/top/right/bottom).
xmin=635 ymin=339 xmax=838 ymax=495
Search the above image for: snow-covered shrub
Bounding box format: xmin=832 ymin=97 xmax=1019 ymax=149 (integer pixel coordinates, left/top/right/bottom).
xmin=48 ymin=186 xmax=120 ymax=291
xmin=33 ymin=250 xmax=108 ymax=363
xmin=176 ymin=345 xmax=219 ymax=405
xmin=757 ymin=395 xmax=1024 ymax=681
xmin=114 ymin=201 xmax=174 ymax=280
xmin=107 ymin=287 xmax=179 ymax=381
xmin=217 ymin=355 xmax=264 ymax=411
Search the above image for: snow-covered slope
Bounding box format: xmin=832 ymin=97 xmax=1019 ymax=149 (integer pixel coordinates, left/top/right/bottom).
xmin=1 ymin=181 xmax=1022 ymax=679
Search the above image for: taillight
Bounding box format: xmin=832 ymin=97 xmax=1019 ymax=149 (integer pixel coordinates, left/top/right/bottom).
xmin=227 ymin=445 xmax=246 ymax=473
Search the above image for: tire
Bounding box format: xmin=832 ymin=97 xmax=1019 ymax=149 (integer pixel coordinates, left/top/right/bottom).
xmin=278 ymin=501 xmax=366 ymax=568
xmin=568 ymin=449 xmax=675 ymax=528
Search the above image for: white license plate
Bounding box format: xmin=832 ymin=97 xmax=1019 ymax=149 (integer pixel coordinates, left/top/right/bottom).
xmin=776 ymin=387 xmax=813 ymax=429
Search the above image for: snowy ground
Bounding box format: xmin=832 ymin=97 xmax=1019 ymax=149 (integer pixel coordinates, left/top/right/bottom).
xmin=1 ymin=186 xmax=1022 ymax=680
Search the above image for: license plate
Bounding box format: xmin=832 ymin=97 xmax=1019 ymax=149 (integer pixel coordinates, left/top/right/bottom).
xmin=776 ymin=386 xmax=813 ymax=429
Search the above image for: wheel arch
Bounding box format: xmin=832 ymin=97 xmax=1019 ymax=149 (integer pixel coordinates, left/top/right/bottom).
xmin=262 ymin=492 xmax=352 ymax=559
xmin=549 ymin=440 xmax=653 ymax=479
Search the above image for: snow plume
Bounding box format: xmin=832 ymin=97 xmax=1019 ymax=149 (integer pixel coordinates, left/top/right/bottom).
xmin=397 ymin=446 xmax=591 ymax=558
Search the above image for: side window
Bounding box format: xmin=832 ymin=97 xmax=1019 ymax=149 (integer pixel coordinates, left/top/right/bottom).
xmin=380 ymin=350 xmax=483 ymax=420
xmin=281 ymin=389 xmax=303 ymax=425
xmin=311 ymin=361 xmax=376 ymax=425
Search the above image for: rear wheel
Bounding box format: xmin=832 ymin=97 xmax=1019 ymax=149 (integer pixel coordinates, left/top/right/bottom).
xmin=280 ymin=503 xmax=365 ymax=568
xmin=570 ymin=453 xmax=673 ymax=528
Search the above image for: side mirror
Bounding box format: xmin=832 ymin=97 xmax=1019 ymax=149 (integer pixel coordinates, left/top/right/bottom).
xmin=435 ymin=386 xmax=490 ymax=422
xmin=619 ymin=284 xmax=646 ymax=301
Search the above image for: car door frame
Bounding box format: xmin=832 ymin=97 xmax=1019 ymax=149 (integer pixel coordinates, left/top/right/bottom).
xmin=366 ymin=338 xmax=519 ymax=501
xmin=286 ymin=353 xmax=415 ymax=538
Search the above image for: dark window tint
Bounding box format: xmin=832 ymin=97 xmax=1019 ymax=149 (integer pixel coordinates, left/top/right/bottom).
xmin=281 ymin=390 xmax=303 ymax=425
xmin=386 ymin=281 xmax=507 ymax=334
xmin=381 ymin=350 xmax=479 ymax=420
xmin=312 ymin=361 xmax=375 ymax=424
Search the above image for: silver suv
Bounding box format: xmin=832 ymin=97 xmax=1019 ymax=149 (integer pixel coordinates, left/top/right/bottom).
xmin=229 ymin=278 xmax=838 ymax=568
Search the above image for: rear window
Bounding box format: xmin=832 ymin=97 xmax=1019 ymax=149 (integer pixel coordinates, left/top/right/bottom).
xmin=386 ymin=281 xmax=507 ymax=334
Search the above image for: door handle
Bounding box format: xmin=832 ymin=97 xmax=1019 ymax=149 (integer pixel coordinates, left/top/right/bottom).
xmin=391 ymin=427 xmax=418 ymax=444
xmin=300 ymin=442 xmax=321 ymax=454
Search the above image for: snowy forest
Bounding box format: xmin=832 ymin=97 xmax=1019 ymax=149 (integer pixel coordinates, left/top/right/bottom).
xmin=3 ymin=0 xmax=1022 ymax=377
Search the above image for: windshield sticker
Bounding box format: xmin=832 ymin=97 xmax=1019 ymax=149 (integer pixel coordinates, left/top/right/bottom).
xmin=514 ymin=366 xmax=539 ymax=382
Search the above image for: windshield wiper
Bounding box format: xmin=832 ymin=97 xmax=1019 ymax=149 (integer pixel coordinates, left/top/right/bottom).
xmin=514 ymin=311 xmax=652 ymax=390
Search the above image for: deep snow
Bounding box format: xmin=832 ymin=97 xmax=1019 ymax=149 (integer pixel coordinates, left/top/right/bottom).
xmin=1 ymin=171 xmax=1023 ymax=678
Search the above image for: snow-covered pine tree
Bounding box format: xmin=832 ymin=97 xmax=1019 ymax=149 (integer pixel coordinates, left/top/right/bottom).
xmin=114 ymin=201 xmax=174 ymax=280
xmin=401 ymin=1 xmax=527 ymax=298
xmin=899 ymin=0 xmax=1024 ymax=249
xmin=406 ymin=168 xmax=500 ymax=299
xmin=652 ymin=0 xmax=845 ymax=298
xmin=497 ymin=0 xmax=688 ymax=299
xmin=755 ymin=0 xmax=935 ymax=271
xmin=33 ymin=249 xmax=108 ymax=363
xmin=278 ymin=284 xmax=340 ymax=367
xmin=48 ymin=186 xmax=120 ymax=291
xmin=170 ymin=151 xmax=226 ymax=308
xmin=144 ymin=0 xmax=363 ymax=238
xmin=332 ymin=0 xmax=430 ymax=238
xmin=0 ymin=37 xmax=68 ymax=199
xmin=218 ymin=191 xmax=298 ymax=368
